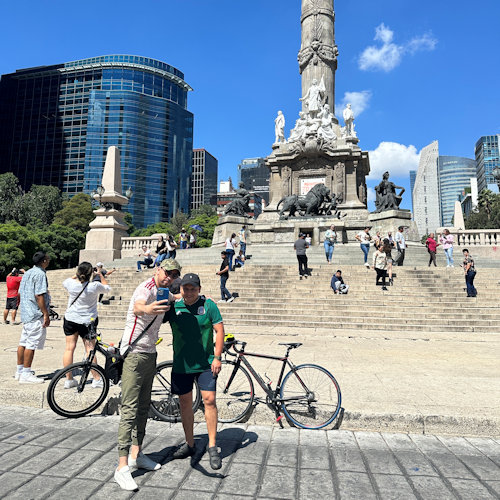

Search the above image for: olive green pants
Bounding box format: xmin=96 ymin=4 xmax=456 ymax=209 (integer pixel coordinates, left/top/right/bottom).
xmin=117 ymin=352 xmax=157 ymax=457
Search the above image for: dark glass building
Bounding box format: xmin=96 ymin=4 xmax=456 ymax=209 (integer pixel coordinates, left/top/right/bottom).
xmin=237 ymin=157 xmax=269 ymax=204
xmin=0 ymin=55 xmax=194 ymax=227
xmin=475 ymin=135 xmax=500 ymax=193
xmin=191 ymin=149 xmax=218 ymax=210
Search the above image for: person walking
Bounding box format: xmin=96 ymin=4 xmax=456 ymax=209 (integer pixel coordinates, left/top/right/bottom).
xmin=179 ymin=228 xmax=188 ymax=250
xmin=225 ymin=233 xmax=238 ymax=271
xmin=163 ymin=273 xmax=225 ymax=471
xmin=4 ymin=268 xmax=24 ymax=324
xmin=294 ymin=233 xmax=309 ymax=279
xmin=372 ymin=243 xmax=389 ymax=291
xmin=462 ymin=249 xmax=477 ymax=297
xmin=355 ymin=227 xmax=372 ymax=268
xmin=238 ymin=225 xmax=247 ymax=256
xmin=440 ymin=229 xmax=454 ymax=267
xmin=324 ymin=225 xmax=337 ymax=264
xmin=373 ymin=231 xmax=382 ymax=249
xmin=217 ymin=251 xmax=234 ymax=303
xmin=136 ymin=246 xmax=153 ymax=271
xmin=382 ymin=238 xmax=394 ymax=286
xmin=425 ymin=233 xmax=439 ymax=267
xmin=114 ymin=259 xmax=181 ymax=491
xmin=395 ymin=226 xmax=407 ymax=266
xmin=16 ymin=251 xmax=51 ymax=384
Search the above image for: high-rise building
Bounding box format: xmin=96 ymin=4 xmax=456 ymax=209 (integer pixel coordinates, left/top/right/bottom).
xmin=237 ymin=157 xmax=269 ymax=204
xmin=475 ymin=135 xmax=500 ymax=192
xmin=191 ymin=149 xmax=218 ymax=211
xmin=409 ymin=170 xmax=417 ymax=214
xmin=438 ymin=156 xmax=476 ymax=226
xmin=0 ymin=55 xmax=194 ymax=227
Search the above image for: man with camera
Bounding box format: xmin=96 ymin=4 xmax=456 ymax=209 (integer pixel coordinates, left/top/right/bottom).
xmin=4 ymin=268 xmax=24 ymax=325
xmin=114 ymin=259 xmax=181 ymax=491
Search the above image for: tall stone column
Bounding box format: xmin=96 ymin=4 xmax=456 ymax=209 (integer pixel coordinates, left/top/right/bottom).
xmin=298 ymin=0 xmax=338 ymax=114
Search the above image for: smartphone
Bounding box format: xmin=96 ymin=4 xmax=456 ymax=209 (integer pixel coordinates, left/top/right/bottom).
xmin=156 ymin=287 xmax=169 ymax=303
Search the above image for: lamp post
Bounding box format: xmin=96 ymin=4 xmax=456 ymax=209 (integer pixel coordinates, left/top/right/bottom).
xmin=125 ymin=186 xmax=133 ymax=200
xmin=91 ymin=185 xmax=105 ymax=205
xmin=492 ymin=167 xmax=500 ymax=192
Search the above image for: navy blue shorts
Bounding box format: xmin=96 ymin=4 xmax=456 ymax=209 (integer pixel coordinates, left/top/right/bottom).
xmin=171 ymin=369 xmax=217 ymax=395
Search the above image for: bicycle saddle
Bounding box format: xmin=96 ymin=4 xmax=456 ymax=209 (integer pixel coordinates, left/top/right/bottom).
xmin=278 ymin=343 xmax=303 ymax=349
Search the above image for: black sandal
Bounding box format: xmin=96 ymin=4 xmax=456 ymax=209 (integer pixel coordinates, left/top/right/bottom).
xmin=207 ymin=445 xmax=222 ymax=470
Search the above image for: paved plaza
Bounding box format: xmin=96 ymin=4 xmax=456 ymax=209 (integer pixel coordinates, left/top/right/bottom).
xmin=0 ymin=405 xmax=499 ymax=499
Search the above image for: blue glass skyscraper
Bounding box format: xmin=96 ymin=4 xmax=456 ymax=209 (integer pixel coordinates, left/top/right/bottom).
xmin=0 ymin=55 xmax=194 ymax=227
xmin=475 ymin=135 xmax=500 ymax=193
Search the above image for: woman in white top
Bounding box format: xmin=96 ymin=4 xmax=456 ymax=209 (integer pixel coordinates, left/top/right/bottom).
xmin=324 ymin=224 xmax=337 ymax=264
xmin=372 ymin=243 xmax=388 ymax=291
xmin=355 ymin=227 xmax=372 ymax=267
xmin=225 ymin=233 xmax=238 ymax=271
xmin=62 ymin=262 xmax=110 ymax=388
xmin=305 ymin=234 xmax=312 ymax=246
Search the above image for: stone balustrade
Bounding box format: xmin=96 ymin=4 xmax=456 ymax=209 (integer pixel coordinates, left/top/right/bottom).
xmin=440 ymin=229 xmax=500 ymax=247
xmin=121 ymin=235 xmax=166 ymax=257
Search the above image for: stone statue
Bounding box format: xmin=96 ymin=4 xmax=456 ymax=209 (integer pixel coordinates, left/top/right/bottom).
xmin=299 ymin=78 xmax=325 ymax=118
xmin=274 ymin=111 xmax=286 ymax=144
xmin=342 ymin=103 xmax=356 ymax=137
xmin=277 ymin=183 xmax=330 ymax=219
xmin=374 ymin=171 xmax=405 ymax=213
xmin=289 ymin=111 xmax=308 ymax=142
xmin=317 ymin=104 xmax=336 ymax=141
xmin=224 ymin=182 xmax=252 ymax=217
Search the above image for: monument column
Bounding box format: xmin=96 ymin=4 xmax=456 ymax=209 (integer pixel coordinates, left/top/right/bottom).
xmin=298 ymin=0 xmax=338 ymax=114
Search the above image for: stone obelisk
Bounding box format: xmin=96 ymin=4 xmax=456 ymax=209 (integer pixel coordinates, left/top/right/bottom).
xmin=298 ymin=0 xmax=338 ymax=114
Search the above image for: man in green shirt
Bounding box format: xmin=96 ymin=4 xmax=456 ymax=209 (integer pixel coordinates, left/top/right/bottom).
xmin=164 ymin=273 xmax=225 ymax=470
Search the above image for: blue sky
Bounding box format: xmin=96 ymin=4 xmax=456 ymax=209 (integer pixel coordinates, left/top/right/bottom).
xmin=1 ymin=0 xmax=499 ymax=210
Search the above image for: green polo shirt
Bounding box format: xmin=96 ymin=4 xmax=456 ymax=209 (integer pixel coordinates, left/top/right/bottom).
xmin=165 ymin=297 xmax=223 ymax=374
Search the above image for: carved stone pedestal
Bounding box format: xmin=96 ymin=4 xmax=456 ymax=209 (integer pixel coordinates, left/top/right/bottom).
xmin=212 ymin=216 xmax=254 ymax=247
xmin=368 ymin=209 xmax=420 ymax=242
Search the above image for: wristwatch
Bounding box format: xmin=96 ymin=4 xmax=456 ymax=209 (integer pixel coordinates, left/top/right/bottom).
xmin=213 ymin=355 xmax=221 ymax=361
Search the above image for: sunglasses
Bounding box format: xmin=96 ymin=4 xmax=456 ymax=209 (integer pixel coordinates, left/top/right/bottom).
xmin=165 ymin=270 xmax=180 ymax=278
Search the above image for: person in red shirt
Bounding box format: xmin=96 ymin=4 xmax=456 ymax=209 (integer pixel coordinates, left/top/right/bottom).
xmin=4 ymin=268 xmax=25 ymax=324
xmin=425 ymin=233 xmax=440 ymax=267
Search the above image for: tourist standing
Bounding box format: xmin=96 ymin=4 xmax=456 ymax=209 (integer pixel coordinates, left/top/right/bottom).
xmin=373 ymin=231 xmax=382 ymax=249
xmin=238 ymin=225 xmax=247 ymax=256
xmin=16 ymin=251 xmax=51 ymax=384
xmin=425 ymin=233 xmax=439 ymax=267
xmin=294 ymin=233 xmax=309 ymax=279
xmin=189 ymin=231 xmax=196 ymax=249
xmin=166 ymin=235 xmax=177 ymax=259
xmin=179 ymin=228 xmax=188 ymax=249
xmin=382 ymin=238 xmax=394 ymax=286
xmin=372 ymin=243 xmax=388 ymax=291
xmin=395 ymin=226 xmax=407 ymax=266
xmin=462 ymin=249 xmax=477 ymax=297
xmin=4 ymin=268 xmax=24 ymax=325
xmin=324 ymin=225 xmax=337 ymax=264
xmin=305 ymin=233 xmax=312 ymax=246
xmin=355 ymin=227 xmax=371 ymax=268
xmin=217 ymin=251 xmax=234 ymax=303
xmin=114 ymin=259 xmax=180 ymax=491
xmin=440 ymin=229 xmax=454 ymax=267
xmin=225 ymin=233 xmax=238 ymax=271
xmin=163 ymin=273 xmax=224 ymax=471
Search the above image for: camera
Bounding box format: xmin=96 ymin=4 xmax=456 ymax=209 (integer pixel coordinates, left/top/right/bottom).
xmin=93 ymin=267 xmax=98 ymax=272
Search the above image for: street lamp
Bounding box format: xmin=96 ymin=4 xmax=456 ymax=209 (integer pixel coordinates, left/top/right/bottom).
xmin=91 ymin=185 xmax=105 ymax=205
xmin=492 ymin=167 xmax=500 ymax=191
xmin=125 ymin=186 xmax=133 ymax=200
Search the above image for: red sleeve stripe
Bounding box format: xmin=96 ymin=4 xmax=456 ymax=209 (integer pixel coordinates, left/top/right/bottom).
xmin=128 ymin=316 xmax=138 ymax=345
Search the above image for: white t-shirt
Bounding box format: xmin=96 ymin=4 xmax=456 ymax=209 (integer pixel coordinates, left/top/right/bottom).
xmin=357 ymin=231 xmax=371 ymax=244
xmin=190 ymin=234 xmax=196 ymax=243
xmin=225 ymin=238 xmax=236 ymax=251
xmin=120 ymin=277 xmax=174 ymax=355
xmin=305 ymin=236 xmax=312 ymax=245
xmin=63 ymin=279 xmax=110 ymax=324
xmin=396 ymin=231 xmax=406 ymax=250
xmin=238 ymin=229 xmax=246 ymax=243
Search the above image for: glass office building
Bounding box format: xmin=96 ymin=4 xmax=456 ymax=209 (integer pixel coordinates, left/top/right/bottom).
xmin=438 ymin=156 xmax=476 ymax=227
xmin=475 ymin=135 xmax=500 ymax=193
xmin=237 ymin=157 xmax=269 ymax=204
xmin=0 ymin=55 xmax=194 ymax=227
xmin=191 ymin=149 xmax=218 ymax=210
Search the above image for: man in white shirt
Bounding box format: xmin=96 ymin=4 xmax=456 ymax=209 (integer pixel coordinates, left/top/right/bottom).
xmin=395 ymin=226 xmax=407 ymax=266
xmin=355 ymin=227 xmax=372 ymax=267
xmin=136 ymin=246 xmax=153 ymax=271
xmin=238 ymin=225 xmax=247 ymax=256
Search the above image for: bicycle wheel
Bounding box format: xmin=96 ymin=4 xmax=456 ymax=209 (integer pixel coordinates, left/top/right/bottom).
xmin=280 ymin=364 xmax=341 ymax=429
xmin=150 ymin=361 xmax=201 ymax=422
xmin=217 ymin=361 xmax=254 ymax=423
xmin=47 ymin=362 xmax=109 ymax=418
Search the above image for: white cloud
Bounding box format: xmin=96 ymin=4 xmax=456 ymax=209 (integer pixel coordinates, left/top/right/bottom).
xmin=367 ymin=187 xmax=376 ymax=203
xmin=358 ymin=23 xmax=437 ymax=72
xmin=336 ymin=90 xmax=372 ymax=117
xmin=367 ymin=142 xmax=420 ymax=180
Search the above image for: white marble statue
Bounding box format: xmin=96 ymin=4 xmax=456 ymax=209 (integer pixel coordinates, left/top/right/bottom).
xmin=289 ymin=111 xmax=308 ymax=142
xmin=299 ymin=77 xmax=325 ymax=118
xmin=274 ymin=110 xmax=286 ymax=144
xmin=317 ymin=104 xmax=336 ymax=141
xmin=342 ymin=103 xmax=356 ymax=137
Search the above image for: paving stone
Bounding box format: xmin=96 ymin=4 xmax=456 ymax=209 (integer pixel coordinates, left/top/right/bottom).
xmin=215 ymin=494 xmax=254 ymax=500
xmin=174 ymin=489 xmax=214 ymax=500
xmin=29 ymin=428 xmax=77 ymax=448
xmin=466 ymin=437 xmax=500 ymax=461
xmin=12 ymin=445 xmax=73 ymax=475
xmin=3 ymin=475 xmax=68 ymax=499
xmin=330 ymin=445 xmax=366 ymax=473
xmin=142 ymin=457 xmax=192 ymax=489
xmin=360 ymin=448 xmax=402 ymax=475
xmin=218 ymin=462 xmax=260 ymax=496
xmin=259 ymin=465 xmax=297 ymax=499
xmin=3 ymin=426 xmax=51 ymax=446
xmin=299 ymin=468 xmax=336 ymax=499
xmin=271 ymin=427 xmax=300 ymax=445
xmin=232 ymin=441 xmax=269 ymax=464
xmin=47 ymin=478 xmax=103 ymax=499
xmin=392 ymin=450 xmax=439 ymax=476
xmin=373 ymin=473 xmax=417 ymax=500
xmin=299 ymin=430 xmax=328 ymax=447
xmin=133 ymin=486 xmax=175 ymax=498
xmin=410 ymin=475 xmax=457 ymax=500
xmin=181 ymin=464 xmax=224 ymax=493
xmin=1 ymin=444 xmax=46 ymax=472
xmin=446 ymin=478 xmax=497 ymax=500
xmin=245 ymin=424 xmax=272 ymax=442
xmin=456 ymin=454 xmax=500 ymax=480
xmin=299 ymin=446 xmax=330 ymax=470
xmin=437 ymin=436 xmax=484 ymax=456
xmin=326 ymin=430 xmax=357 ymax=448
xmin=0 ymin=442 xmax=18 ymax=456
xmin=0 ymin=471 xmax=33 ymax=496
xmin=54 ymin=428 xmax=95 ymax=449
xmin=217 ymin=424 xmax=247 ymax=442
xmin=383 ymin=432 xmax=421 ymax=452
xmin=485 ymin=481 xmax=500 ymax=497
xmin=336 ymin=471 xmax=377 ymax=499
xmin=76 ymin=481 xmax=134 ymax=500
xmin=410 ymin=434 xmax=449 ymax=454
xmin=42 ymin=449 xmax=102 ymax=477
xmin=425 ymin=452 xmax=476 ymax=479
xmin=76 ymin=450 xmax=117 ymax=481
xmin=355 ymin=431 xmax=388 ymax=450
xmin=81 ymin=432 xmax=118 ymax=452
xmin=267 ymin=443 xmax=298 ymax=467
xmin=0 ymin=423 xmax=27 ymax=441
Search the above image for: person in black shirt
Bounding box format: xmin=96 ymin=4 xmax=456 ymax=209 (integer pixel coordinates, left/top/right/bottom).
xmin=216 ymin=251 xmax=234 ymax=303
xmin=294 ymin=233 xmax=310 ymax=279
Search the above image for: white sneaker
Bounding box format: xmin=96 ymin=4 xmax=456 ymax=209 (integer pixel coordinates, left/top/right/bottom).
xmin=364 ymin=263 xmax=370 ymax=268
xmin=129 ymin=452 xmax=161 ymax=471
xmin=14 ymin=371 xmax=22 ymax=380
xmin=19 ymin=371 xmax=44 ymax=384
xmin=114 ymin=466 xmax=138 ymax=491
xmin=64 ymin=379 xmax=78 ymax=389
xmin=92 ymin=378 xmax=104 ymax=389
xmin=218 ymin=299 xmax=226 ymax=303
xmin=227 ymin=296 xmax=235 ymax=303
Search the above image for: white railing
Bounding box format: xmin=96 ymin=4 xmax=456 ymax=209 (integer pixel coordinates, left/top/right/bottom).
xmin=443 ymin=229 xmax=500 ymax=246
xmin=121 ymin=235 xmax=166 ymax=257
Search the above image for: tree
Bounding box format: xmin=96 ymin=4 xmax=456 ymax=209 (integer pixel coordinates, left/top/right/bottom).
xmin=169 ymin=211 xmax=190 ymax=235
xmin=131 ymin=222 xmax=173 ymax=237
xmin=0 ymin=173 xmax=23 ymax=223
xmin=0 ymin=223 xmax=41 ymax=278
xmin=124 ymin=212 xmax=136 ymax=235
xmin=35 ymin=225 xmax=85 ymax=269
xmin=53 ymin=193 xmax=95 ymax=233
xmin=465 ymin=189 xmax=500 ymax=229
xmin=191 ymin=204 xmax=217 ymax=218
xmin=19 ymin=185 xmax=63 ymax=227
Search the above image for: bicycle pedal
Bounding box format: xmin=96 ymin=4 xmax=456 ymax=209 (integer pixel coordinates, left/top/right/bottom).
xmin=276 ymin=415 xmax=283 ymax=422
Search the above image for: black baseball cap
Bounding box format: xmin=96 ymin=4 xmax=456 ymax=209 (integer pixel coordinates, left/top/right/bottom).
xmin=181 ymin=273 xmax=201 ymax=287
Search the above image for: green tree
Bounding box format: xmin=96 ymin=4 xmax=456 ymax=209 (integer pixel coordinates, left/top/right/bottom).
xmin=124 ymin=212 xmax=136 ymax=235
xmin=19 ymin=185 xmax=63 ymax=227
xmin=169 ymin=211 xmax=190 ymax=235
xmin=35 ymin=225 xmax=85 ymax=269
xmin=0 ymin=223 xmax=41 ymax=278
xmin=0 ymin=173 xmax=23 ymax=223
xmin=53 ymin=193 xmax=95 ymax=233
xmin=191 ymin=204 xmax=217 ymax=218
xmin=465 ymin=189 xmax=500 ymax=229
xmin=131 ymin=221 xmax=174 ymax=237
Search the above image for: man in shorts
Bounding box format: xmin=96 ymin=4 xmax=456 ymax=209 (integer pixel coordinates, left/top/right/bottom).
xmin=16 ymin=252 xmax=51 ymax=384
xmin=4 ymin=268 xmax=24 ymax=324
xmin=164 ymin=273 xmax=225 ymax=470
xmin=114 ymin=259 xmax=181 ymax=491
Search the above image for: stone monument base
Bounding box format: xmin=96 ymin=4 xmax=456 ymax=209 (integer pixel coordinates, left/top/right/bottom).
xmin=368 ymin=209 xmax=419 ymax=242
xmin=79 ymin=227 xmax=127 ymax=264
xmin=212 ymin=216 xmax=253 ymax=247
